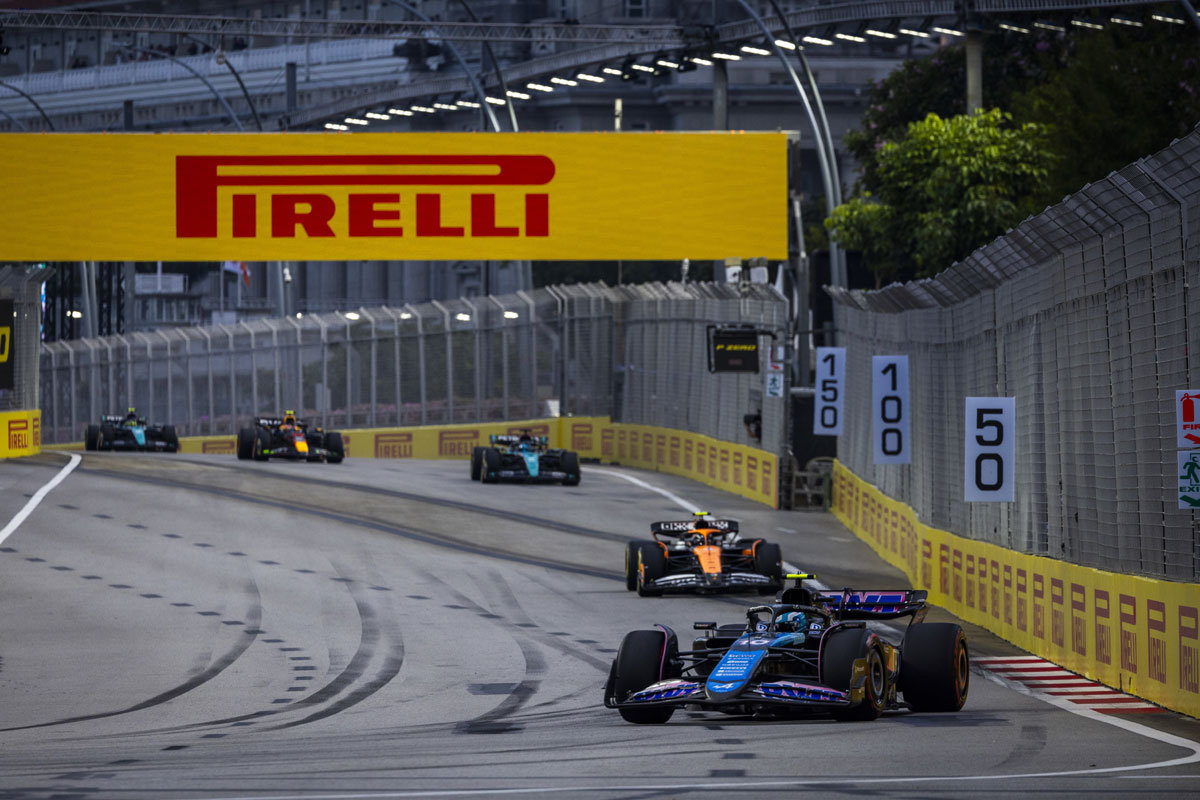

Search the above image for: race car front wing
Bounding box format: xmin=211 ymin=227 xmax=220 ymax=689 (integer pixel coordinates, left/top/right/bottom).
xmin=648 ymin=571 xmax=778 ymax=592
xmin=607 ymin=678 xmax=851 ymax=711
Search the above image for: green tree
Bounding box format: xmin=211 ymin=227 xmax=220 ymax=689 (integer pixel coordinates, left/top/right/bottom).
xmin=827 ymin=109 xmax=1054 ymax=282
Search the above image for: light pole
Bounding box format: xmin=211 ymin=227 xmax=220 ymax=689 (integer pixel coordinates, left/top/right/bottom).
xmin=180 ymin=33 xmax=263 ymax=131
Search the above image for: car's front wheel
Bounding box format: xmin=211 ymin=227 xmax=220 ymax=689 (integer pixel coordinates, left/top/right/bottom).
xmin=611 ymin=630 xmax=676 ymax=724
xmin=822 ymin=626 xmax=886 ymax=721
xmin=324 ymin=432 xmax=345 ymax=464
xmin=85 ymin=424 xmax=100 ymax=451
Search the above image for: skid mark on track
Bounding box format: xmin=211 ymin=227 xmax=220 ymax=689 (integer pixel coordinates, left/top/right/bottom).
xmin=456 ymin=636 xmax=546 ymax=735
xmin=0 ymin=575 xmax=264 ymax=733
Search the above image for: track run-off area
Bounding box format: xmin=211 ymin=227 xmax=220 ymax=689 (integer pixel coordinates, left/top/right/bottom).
xmin=1 ymin=451 xmax=1198 ymax=799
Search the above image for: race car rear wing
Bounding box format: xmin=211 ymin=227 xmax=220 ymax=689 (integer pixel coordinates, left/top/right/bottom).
xmin=814 ymin=589 xmax=929 ymax=620
xmin=255 ymin=417 xmax=309 ymax=429
xmin=490 ymin=434 xmax=548 ymax=446
xmin=651 ymin=519 xmax=739 ymax=535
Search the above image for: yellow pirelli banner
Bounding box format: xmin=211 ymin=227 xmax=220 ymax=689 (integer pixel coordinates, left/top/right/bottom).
xmin=165 ymin=415 xmax=778 ymax=507
xmin=0 ymin=132 xmax=787 ymax=261
xmin=0 ymin=410 xmax=41 ymax=458
xmin=833 ymin=460 xmax=1200 ymax=719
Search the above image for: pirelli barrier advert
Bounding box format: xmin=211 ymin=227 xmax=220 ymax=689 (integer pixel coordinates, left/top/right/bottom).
xmin=167 ymin=416 xmax=778 ymax=508
xmin=0 ymin=133 xmax=787 ymax=261
xmin=0 ymin=410 xmax=41 ymax=458
xmin=832 ymin=460 xmax=1200 ymax=719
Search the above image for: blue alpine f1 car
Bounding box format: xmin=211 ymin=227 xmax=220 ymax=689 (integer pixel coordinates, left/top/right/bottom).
xmin=604 ymin=573 xmax=969 ymax=723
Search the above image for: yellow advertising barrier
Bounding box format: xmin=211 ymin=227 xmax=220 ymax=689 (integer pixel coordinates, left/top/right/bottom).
xmin=0 ymin=409 xmax=42 ymax=458
xmin=176 ymin=416 xmax=778 ymax=508
xmin=833 ymin=460 xmax=1200 ymax=719
xmin=0 ymin=132 xmax=787 ymax=261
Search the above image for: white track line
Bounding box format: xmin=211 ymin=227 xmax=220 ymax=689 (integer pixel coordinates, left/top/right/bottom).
xmin=0 ymin=452 xmax=81 ymax=546
xmin=587 ymin=467 xmax=701 ymax=513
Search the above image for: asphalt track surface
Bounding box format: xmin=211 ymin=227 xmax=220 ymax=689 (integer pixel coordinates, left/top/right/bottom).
xmin=1 ymin=451 xmax=1198 ymax=800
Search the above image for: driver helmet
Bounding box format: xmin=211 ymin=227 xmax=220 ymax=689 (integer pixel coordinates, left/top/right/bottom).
xmin=125 ymin=407 xmax=138 ymax=420
xmin=283 ymin=410 xmax=297 ymax=426
xmin=776 ymin=610 xmax=807 ymax=633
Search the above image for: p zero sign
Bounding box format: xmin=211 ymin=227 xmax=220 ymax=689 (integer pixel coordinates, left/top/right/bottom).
xmin=708 ymin=327 xmax=760 ymax=374
xmin=0 ymin=132 xmax=787 ymax=261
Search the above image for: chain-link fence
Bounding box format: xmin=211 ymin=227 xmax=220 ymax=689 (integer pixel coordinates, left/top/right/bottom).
xmin=40 ymin=280 xmax=788 ymax=464
xmin=829 ymin=128 xmax=1200 ymax=582
xmin=0 ymin=265 xmax=50 ymax=413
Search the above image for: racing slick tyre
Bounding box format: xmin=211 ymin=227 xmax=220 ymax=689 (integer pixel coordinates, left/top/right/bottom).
xmin=99 ymin=423 xmax=116 ymax=451
xmin=481 ymin=448 xmax=500 ymax=483
xmin=470 ymin=447 xmax=484 ymax=481
xmin=85 ymin=424 xmax=101 ymax=451
xmin=900 ymin=623 xmax=969 ymax=712
xmin=236 ymin=428 xmax=255 ymax=460
xmin=822 ymin=627 xmax=886 ymax=721
xmin=754 ymin=542 xmax=783 ymax=594
xmin=561 ymin=450 xmax=581 ymax=486
xmin=611 ymin=630 xmax=677 ymax=724
xmin=253 ymin=427 xmax=271 ymax=461
xmin=635 ymin=544 xmax=666 ymax=597
xmin=624 ymin=541 xmax=642 ymax=591
xmin=163 ymin=425 xmax=179 ymax=453
xmin=324 ymin=432 xmax=345 ymax=464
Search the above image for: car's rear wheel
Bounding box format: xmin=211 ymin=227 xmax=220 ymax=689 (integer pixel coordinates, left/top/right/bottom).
xmin=754 ymin=541 xmax=783 ymax=593
xmin=324 ymin=432 xmax=345 ymax=464
xmin=612 ymin=630 xmax=676 ymax=724
xmin=481 ymin=448 xmax=500 ymax=483
xmin=85 ymin=424 xmax=100 ymax=451
xmin=636 ymin=544 xmax=666 ymax=597
xmin=561 ymin=450 xmax=581 ymax=486
xmin=901 ymin=623 xmax=969 ymax=712
xmin=822 ymin=626 xmax=886 ymax=721
xmin=470 ymin=446 xmax=483 ymax=481
xmin=253 ymin=427 xmax=271 ymax=461
xmin=624 ymin=541 xmax=641 ymax=591
xmin=236 ymin=428 xmax=254 ymax=460
xmin=163 ymin=425 xmax=179 ymax=453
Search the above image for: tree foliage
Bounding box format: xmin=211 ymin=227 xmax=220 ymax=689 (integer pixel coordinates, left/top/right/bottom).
xmin=833 ymin=20 xmax=1200 ymax=283
xmin=827 ymin=109 xmax=1054 ymax=282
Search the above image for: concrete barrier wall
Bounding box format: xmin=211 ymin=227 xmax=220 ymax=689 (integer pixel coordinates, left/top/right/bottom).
xmin=834 ymin=460 xmax=1199 ymax=719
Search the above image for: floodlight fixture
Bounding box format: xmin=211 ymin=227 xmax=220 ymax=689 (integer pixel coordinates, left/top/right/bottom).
xmin=344 ymin=117 xmax=369 ymax=125
xmin=801 ymin=35 xmax=833 ymax=46
xmin=773 ymin=39 xmax=797 ymax=50
xmin=630 ymin=63 xmax=656 ymax=72
xmin=455 ymin=313 xmax=471 ymax=322
xmin=740 ymin=45 xmax=771 ymax=55
xmin=411 ymin=105 xmax=436 ymax=113
xmin=399 ymin=312 xmax=413 ymax=320
xmin=710 ymin=50 xmax=742 ymax=60
xmin=577 ymin=72 xmax=605 ymax=82
xmin=527 ymin=82 xmax=554 ymax=92
xmin=932 ymin=26 xmax=963 ymax=36
xmin=324 ymin=122 xmax=349 ymax=130
xmin=1152 ymin=13 xmax=1184 ymax=24
xmin=345 ymin=311 xmax=361 ymax=321
xmin=433 ymin=103 xmax=459 ymax=110
xmin=505 ymin=90 xmax=531 ymax=100
xmin=689 ymin=55 xmax=714 ymax=65
xmin=834 ymin=33 xmax=866 ymax=43
xmin=550 ymin=76 xmax=579 ymax=85
xmin=998 ymin=23 xmax=1030 ymax=33
xmin=365 ymin=112 xmax=390 ymax=120
xmin=1110 ymin=16 xmax=1142 ymax=27
xmin=387 ymin=108 xmax=415 ymax=116
xmin=484 ymin=96 xmax=507 ymax=105
xmin=864 ymin=29 xmax=897 ymax=39
xmin=456 ymin=99 xmax=481 ymax=108
xmin=1070 ymin=19 xmax=1104 ymax=30
xmin=1033 ymin=21 xmax=1066 ymax=32
xmin=899 ymin=28 xmax=930 ymax=38
xmin=503 ymin=311 xmax=520 ymax=319
xmin=655 ymin=57 xmax=681 ymax=68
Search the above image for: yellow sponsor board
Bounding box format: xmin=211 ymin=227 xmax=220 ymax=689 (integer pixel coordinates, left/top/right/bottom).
xmin=0 ymin=410 xmax=42 ymax=458
xmin=145 ymin=416 xmax=778 ymax=507
xmin=0 ymin=132 xmax=787 ymax=261
xmin=833 ymin=460 xmax=1200 ymax=719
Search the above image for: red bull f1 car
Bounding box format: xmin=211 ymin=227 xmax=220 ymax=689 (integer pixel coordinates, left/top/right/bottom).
xmin=85 ymin=409 xmax=179 ymax=453
xmin=236 ymin=412 xmax=345 ymax=463
xmin=470 ymin=432 xmax=581 ymax=485
xmin=604 ymin=573 xmax=969 ymax=723
xmin=624 ymin=513 xmax=783 ymax=596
